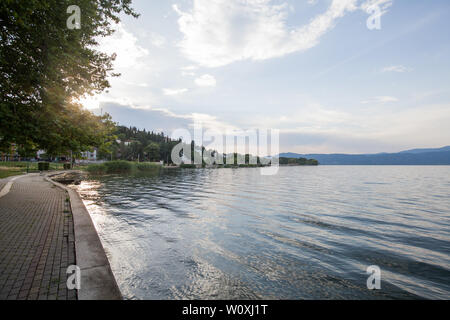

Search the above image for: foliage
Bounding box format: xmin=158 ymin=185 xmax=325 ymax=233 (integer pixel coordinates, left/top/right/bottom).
xmin=0 ymin=0 xmax=137 ymax=155
xmin=144 ymin=142 xmax=160 ymax=162
xmin=38 ymin=162 xmax=50 ymax=171
xmin=104 ymin=160 xmax=133 ymax=173
xmin=101 ymin=126 xmax=181 ymax=163
xmin=86 ymin=161 xmax=161 ymax=174
xmin=85 ymin=163 xmax=106 ymax=174
xmin=278 ymin=157 xmax=319 ymax=165
xmin=136 ymin=162 xmax=160 ymax=171
xmin=179 ymin=164 xmax=197 ymax=169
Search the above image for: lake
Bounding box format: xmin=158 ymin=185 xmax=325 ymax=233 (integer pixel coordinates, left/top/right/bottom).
xmin=75 ymin=166 xmax=450 ymax=299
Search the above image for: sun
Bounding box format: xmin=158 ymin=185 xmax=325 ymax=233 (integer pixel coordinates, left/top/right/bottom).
xmin=75 ymin=95 xmax=101 ymax=110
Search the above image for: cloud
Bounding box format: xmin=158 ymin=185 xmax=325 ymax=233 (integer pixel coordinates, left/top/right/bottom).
xmin=93 ymin=102 xmax=239 ymax=138
xmin=163 ymin=88 xmax=189 ymax=96
xmin=250 ymin=102 xmax=450 ymax=154
xmin=382 ymin=65 xmax=413 ymax=73
xmin=195 ymin=74 xmax=217 ymax=87
xmin=360 ymin=0 xmax=393 ymax=14
xmin=94 ymin=103 xmax=192 ymax=134
xmin=181 ymin=65 xmax=198 ymax=77
xmin=98 ymin=23 xmax=149 ymax=69
xmin=361 ymin=96 xmax=398 ymax=104
xmin=181 ymin=65 xmax=198 ymax=71
xmin=181 ymin=71 xmax=196 ymax=77
xmin=93 ymin=100 xmax=450 ymax=155
xmin=173 ymin=0 xmax=368 ymax=67
xmin=149 ymin=32 xmax=167 ymax=48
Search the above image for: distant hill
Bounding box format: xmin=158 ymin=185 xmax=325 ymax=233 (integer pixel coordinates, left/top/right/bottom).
xmin=398 ymin=146 xmax=450 ymax=154
xmin=278 ymin=146 xmax=450 ymax=165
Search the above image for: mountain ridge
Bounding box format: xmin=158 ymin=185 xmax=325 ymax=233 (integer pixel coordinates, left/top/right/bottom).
xmin=278 ymin=146 xmax=450 ymax=165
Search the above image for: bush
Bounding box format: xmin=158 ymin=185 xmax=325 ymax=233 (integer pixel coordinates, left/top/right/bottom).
xmin=86 ymin=161 xmax=162 ymax=175
xmin=38 ymin=162 xmax=50 ymax=171
xmin=63 ymin=163 xmax=72 ymax=170
xmin=85 ymin=164 xmax=107 ymax=174
xmin=136 ymin=162 xmax=160 ymax=171
xmin=180 ymin=163 xmax=196 ymax=168
xmin=104 ymin=160 xmax=133 ymax=173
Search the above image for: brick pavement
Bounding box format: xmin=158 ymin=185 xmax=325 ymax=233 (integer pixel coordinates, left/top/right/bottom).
xmin=0 ymin=174 xmax=77 ymax=300
xmin=0 ymin=177 xmax=9 ymax=192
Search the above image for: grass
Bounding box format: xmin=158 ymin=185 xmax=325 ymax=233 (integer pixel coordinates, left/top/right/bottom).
xmin=0 ymin=161 xmax=66 ymax=178
xmin=177 ymin=163 xmax=269 ymax=169
xmin=86 ymin=160 xmax=161 ymax=174
xmin=0 ymin=161 xmax=65 ymax=171
xmin=83 ymin=160 xmax=271 ymax=175
xmin=84 ymin=163 xmax=107 ymax=174
xmin=0 ymin=168 xmax=24 ymax=179
xmin=136 ymin=162 xmax=161 ymax=171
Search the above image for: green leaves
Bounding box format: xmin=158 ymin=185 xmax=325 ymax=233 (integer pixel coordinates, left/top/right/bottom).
xmin=0 ymin=0 xmax=138 ymax=155
xmin=144 ymin=142 xmax=160 ymax=162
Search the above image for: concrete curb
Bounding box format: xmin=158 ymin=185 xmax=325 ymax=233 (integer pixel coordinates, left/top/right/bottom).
xmin=45 ymin=174 xmax=122 ymax=300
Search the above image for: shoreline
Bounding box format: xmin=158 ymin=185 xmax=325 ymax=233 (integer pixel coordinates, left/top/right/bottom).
xmin=46 ymin=172 xmax=122 ymax=300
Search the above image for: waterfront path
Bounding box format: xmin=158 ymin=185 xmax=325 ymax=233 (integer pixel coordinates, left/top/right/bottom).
xmin=0 ymin=174 xmax=77 ymax=300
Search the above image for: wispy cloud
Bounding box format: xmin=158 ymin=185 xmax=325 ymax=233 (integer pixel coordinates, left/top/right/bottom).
xmin=173 ymin=0 xmax=364 ymax=68
xmin=361 ymin=96 xmax=399 ymax=104
xmin=360 ymin=0 xmax=393 ymax=14
xmin=149 ymin=32 xmax=167 ymax=48
xmin=382 ymin=65 xmax=412 ymax=73
xmin=163 ymin=88 xmax=189 ymax=96
xmin=181 ymin=71 xmax=196 ymax=77
xmin=98 ymin=23 xmax=149 ymax=69
xmin=195 ymin=74 xmax=217 ymax=87
xmin=181 ymin=65 xmax=198 ymax=71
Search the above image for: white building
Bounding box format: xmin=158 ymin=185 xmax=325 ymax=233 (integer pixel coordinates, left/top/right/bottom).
xmin=36 ymin=150 xmax=46 ymax=158
xmin=81 ymin=149 xmax=97 ymax=161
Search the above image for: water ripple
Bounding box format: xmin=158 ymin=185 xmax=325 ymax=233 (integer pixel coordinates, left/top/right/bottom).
xmin=77 ymin=166 xmax=450 ymax=299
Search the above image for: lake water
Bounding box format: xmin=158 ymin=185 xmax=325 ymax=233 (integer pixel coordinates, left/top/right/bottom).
xmin=75 ymin=166 xmax=450 ymax=299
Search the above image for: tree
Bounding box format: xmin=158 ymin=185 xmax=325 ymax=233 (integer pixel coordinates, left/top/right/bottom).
xmin=144 ymin=142 xmax=160 ymax=162
xmin=42 ymin=102 xmax=117 ymax=158
xmin=0 ymin=0 xmax=138 ymax=153
xmin=124 ymin=141 xmax=142 ymax=161
xmin=190 ymin=141 xmax=195 ymax=163
xmin=245 ymin=154 xmax=250 ymax=164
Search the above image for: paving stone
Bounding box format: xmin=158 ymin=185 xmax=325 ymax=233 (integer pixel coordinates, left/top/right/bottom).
xmin=0 ymin=175 xmax=77 ymax=300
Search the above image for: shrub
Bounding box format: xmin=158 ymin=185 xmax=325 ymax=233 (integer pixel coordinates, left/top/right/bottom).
xmin=136 ymin=162 xmax=160 ymax=171
xmin=104 ymin=160 xmax=133 ymax=173
xmin=38 ymin=162 xmax=50 ymax=171
xmin=238 ymin=164 xmax=258 ymax=168
xmin=86 ymin=161 xmax=161 ymax=175
xmin=86 ymin=164 xmax=107 ymax=174
xmin=180 ymin=163 xmax=196 ymax=168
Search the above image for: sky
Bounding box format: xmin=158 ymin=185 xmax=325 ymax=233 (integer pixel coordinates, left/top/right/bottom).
xmin=80 ymin=0 xmax=450 ymax=154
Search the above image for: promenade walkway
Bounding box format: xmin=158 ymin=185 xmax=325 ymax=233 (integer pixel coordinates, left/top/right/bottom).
xmin=0 ymin=174 xmax=77 ymax=300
